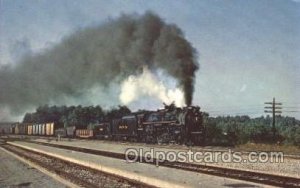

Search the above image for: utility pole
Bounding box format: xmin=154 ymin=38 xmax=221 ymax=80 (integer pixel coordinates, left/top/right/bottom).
xmin=264 ymin=97 xmax=282 ymax=141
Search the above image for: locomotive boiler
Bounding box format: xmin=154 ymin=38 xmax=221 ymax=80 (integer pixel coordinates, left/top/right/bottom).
xmin=137 ymin=104 xmax=205 ymax=145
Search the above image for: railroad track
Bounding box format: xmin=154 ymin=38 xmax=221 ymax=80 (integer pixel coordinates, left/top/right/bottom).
xmin=4 ymin=135 xmax=300 ymax=159
xmin=3 ymin=138 xmax=300 ymax=188
xmin=0 ymin=140 xmax=154 ymax=188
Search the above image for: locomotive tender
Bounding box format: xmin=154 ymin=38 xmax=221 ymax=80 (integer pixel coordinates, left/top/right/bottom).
xmin=9 ymin=104 xmax=205 ymax=146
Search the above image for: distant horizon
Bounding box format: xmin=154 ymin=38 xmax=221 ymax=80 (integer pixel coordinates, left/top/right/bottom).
xmin=0 ymin=103 xmax=299 ymax=123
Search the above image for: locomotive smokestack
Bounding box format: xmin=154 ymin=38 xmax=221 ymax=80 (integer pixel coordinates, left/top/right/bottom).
xmin=0 ymin=11 xmax=198 ymax=116
xmin=183 ymin=78 xmax=194 ymax=106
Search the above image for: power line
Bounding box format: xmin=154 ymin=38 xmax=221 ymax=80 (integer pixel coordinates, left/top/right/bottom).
xmin=202 ymin=102 xmax=299 ymax=117
xmin=208 ymin=111 xmax=264 ymax=116
xmin=201 ymin=104 xmax=265 ymax=108
xmin=264 ymin=97 xmax=282 ymax=141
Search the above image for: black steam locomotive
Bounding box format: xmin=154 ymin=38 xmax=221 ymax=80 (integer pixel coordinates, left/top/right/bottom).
xmin=93 ymin=103 xmax=205 ymax=145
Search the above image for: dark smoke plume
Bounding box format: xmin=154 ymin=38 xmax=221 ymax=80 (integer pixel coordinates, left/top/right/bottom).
xmin=0 ymin=12 xmax=198 ymax=114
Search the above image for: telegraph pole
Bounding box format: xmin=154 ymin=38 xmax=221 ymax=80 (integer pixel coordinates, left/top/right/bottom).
xmin=264 ymin=97 xmax=282 ymax=141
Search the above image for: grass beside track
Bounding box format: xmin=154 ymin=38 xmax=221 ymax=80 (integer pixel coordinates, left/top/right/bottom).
xmin=237 ymin=143 xmax=300 ymax=155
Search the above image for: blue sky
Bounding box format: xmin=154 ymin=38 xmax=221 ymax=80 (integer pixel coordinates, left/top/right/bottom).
xmin=0 ymin=0 xmax=299 ymax=119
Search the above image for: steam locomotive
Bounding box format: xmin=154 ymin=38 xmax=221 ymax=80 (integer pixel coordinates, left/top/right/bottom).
xmin=9 ymin=104 xmax=205 ymax=146
xmin=92 ymin=103 xmax=205 ymax=145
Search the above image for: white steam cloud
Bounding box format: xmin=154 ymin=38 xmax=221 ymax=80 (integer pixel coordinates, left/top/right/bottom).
xmin=120 ymin=67 xmax=185 ymax=107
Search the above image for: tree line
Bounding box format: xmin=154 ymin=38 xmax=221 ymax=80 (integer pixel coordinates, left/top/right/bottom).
xmin=23 ymin=105 xmax=131 ymax=129
xmin=204 ymin=113 xmax=300 ymax=146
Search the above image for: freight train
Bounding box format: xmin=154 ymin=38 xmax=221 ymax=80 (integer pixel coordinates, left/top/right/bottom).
xmin=8 ymin=104 xmax=205 ymax=145
xmin=10 ymin=122 xmax=56 ymax=136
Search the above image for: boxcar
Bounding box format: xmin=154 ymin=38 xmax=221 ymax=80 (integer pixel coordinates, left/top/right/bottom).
xmin=14 ymin=123 xmax=27 ymax=135
xmin=66 ymin=126 xmax=76 ymax=137
xmin=28 ymin=124 xmax=33 ymax=135
xmin=0 ymin=123 xmax=14 ymax=134
xmin=15 ymin=124 xmax=20 ymax=134
xmin=10 ymin=127 xmax=15 ymax=134
xmin=18 ymin=124 xmax=26 ymax=135
xmin=76 ymin=129 xmax=93 ymax=138
xmin=40 ymin=124 xmax=45 ymax=135
xmin=46 ymin=123 xmax=54 ymax=136
xmin=32 ymin=124 xmax=36 ymax=135
xmin=35 ymin=124 xmax=39 ymax=135
xmin=38 ymin=124 xmax=42 ymax=135
xmin=94 ymin=123 xmax=111 ymax=139
xmin=55 ymin=128 xmax=66 ymax=137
